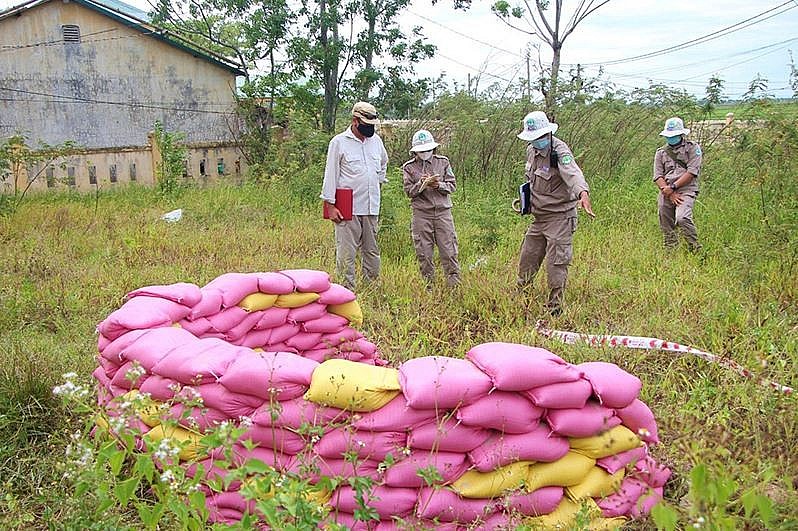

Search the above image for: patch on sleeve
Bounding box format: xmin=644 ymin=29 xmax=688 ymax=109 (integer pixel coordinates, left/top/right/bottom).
xmin=695 ymin=146 xmax=702 ymax=156
xmin=446 ymin=165 xmax=454 ymax=177
xmin=560 ymin=153 xmax=574 ymax=165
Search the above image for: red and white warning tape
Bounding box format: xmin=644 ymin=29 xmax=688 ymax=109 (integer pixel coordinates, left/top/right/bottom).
xmin=535 ymin=320 xmax=793 ymax=395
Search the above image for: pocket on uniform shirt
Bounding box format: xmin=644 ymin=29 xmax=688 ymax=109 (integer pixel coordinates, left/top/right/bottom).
xmin=343 ymin=152 xmax=365 ymax=171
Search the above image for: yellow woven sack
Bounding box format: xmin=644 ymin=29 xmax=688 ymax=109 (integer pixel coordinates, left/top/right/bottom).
xmin=239 ymin=292 xmax=279 ymax=312
xmin=570 ymin=425 xmax=642 ymax=459
xmin=327 ymin=300 xmax=363 ymax=327
xmin=304 ymin=359 xmax=400 ymax=412
xmin=117 ymin=390 xmax=163 ymax=427
xmin=144 ymin=423 xmax=205 ymax=461
xmin=450 ymin=461 xmax=533 ymax=498
xmin=526 ymin=451 xmax=596 ymax=492
xmin=274 ymin=292 xmax=321 ymax=308
xmin=566 ymin=466 xmax=625 ymax=500
xmin=528 ymin=497 xmax=625 ymax=530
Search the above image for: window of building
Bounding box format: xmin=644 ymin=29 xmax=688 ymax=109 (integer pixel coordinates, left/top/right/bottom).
xmin=199 ymin=159 xmax=206 ymax=176
xmin=67 ymin=167 xmax=76 ymax=186
xmin=88 ymin=165 xmax=97 ymax=185
xmin=129 ymin=163 xmax=137 ymax=181
xmin=109 ymin=164 xmax=117 ymax=183
xmin=46 ymin=166 xmax=55 ymax=188
xmin=61 ymin=24 xmax=80 ymax=43
xmin=217 ymin=158 xmax=224 ymax=176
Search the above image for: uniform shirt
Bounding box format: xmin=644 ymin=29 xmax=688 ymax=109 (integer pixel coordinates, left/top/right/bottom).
xmin=401 ymin=155 xmax=456 ymax=213
xmin=525 ymin=136 xmax=589 ymax=218
xmin=320 ymin=126 xmax=389 ymax=216
xmin=653 ymin=140 xmax=702 ymax=196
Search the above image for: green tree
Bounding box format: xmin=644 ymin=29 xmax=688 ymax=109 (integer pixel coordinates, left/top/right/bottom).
xmin=702 ymin=75 xmax=724 ymax=114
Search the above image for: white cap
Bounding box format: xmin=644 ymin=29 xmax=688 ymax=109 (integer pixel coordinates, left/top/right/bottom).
xmin=659 ymin=117 xmax=690 ymax=137
xmin=410 ymin=129 xmax=439 ymax=152
xmin=517 ymin=111 xmax=558 ymax=141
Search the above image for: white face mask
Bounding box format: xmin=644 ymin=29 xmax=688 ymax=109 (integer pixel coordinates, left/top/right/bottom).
xmin=417 ymin=151 xmax=433 ymax=161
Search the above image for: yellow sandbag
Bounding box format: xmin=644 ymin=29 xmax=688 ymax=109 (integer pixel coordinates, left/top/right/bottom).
xmin=120 ymin=390 xmax=163 ymax=427
xmin=450 ymin=461 xmax=532 ymax=498
xmin=239 ymin=292 xmax=279 ymax=311
xmin=528 ymin=497 xmax=625 ymax=530
xmin=304 ymin=359 xmax=400 ymax=412
xmin=566 ymin=466 xmax=625 ymax=501
xmin=274 ymin=292 xmax=321 ymax=308
xmin=570 ymin=425 xmax=642 ymax=459
xmin=144 ymin=423 xmax=204 ymax=461
xmin=327 ymin=300 xmax=363 ymax=327
xmin=526 ymin=451 xmax=596 ymax=492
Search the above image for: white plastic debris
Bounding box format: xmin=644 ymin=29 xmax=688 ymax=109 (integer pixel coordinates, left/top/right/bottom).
xmin=160 ymin=208 xmax=183 ymax=222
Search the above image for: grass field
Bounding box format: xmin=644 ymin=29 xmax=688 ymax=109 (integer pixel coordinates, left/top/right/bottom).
xmin=0 ymin=114 xmax=796 ymax=529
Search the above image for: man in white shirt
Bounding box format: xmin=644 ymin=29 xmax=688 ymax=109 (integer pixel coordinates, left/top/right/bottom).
xmin=321 ymin=102 xmax=389 ymax=290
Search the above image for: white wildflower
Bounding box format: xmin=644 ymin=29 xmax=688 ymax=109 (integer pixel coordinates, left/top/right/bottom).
xmin=239 ymin=415 xmax=254 ymax=428
xmin=153 ymin=438 xmax=179 ymax=460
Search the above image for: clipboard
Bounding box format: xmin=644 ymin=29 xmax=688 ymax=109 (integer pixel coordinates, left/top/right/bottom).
xmin=517 ymin=181 xmax=532 ymax=215
xmin=323 ymin=188 xmax=353 ymax=220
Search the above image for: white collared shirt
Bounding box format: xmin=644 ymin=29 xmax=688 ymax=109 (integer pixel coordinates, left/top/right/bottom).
xmin=320 ymin=126 xmax=389 ymax=216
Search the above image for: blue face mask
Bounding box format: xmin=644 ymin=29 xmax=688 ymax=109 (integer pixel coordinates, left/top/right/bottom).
xmin=532 ymin=137 xmax=550 ymax=150
xmin=666 ymin=136 xmax=682 ymax=146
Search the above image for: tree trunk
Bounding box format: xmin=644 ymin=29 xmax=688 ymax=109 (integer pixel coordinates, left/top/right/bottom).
xmin=320 ymin=0 xmax=339 ymax=133
xmin=360 ymin=1 xmax=377 ymax=100
xmin=546 ymin=42 xmax=561 ymax=119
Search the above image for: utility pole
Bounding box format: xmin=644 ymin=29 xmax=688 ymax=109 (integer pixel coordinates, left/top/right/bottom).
xmin=467 ymin=73 xmax=472 ymax=97
xmin=526 ymin=50 xmax=531 ymax=102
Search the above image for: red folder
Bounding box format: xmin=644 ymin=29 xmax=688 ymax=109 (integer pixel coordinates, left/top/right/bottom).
xmin=323 ymin=188 xmax=353 ymax=220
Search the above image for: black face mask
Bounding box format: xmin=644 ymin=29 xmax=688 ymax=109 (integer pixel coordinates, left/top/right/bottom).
xmin=357 ymin=123 xmax=375 ymax=138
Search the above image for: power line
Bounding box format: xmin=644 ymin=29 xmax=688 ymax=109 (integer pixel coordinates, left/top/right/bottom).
xmin=407 ymin=10 xmax=525 ymax=59
xmin=0 ymin=86 xmax=236 ymax=115
xmin=581 ymin=0 xmax=797 ymax=67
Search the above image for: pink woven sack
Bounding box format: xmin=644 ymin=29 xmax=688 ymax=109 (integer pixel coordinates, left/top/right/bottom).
xmin=596 ymin=477 xmax=648 ymax=518
xmin=279 ymin=269 xmax=330 ymax=293
xmin=351 ymin=395 xmax=437 ymax=432
xmin=286 ymin=302 xmax=329 ymax=324
xmin=466 ymin=342 xmax=581 ymax=391
xmin=188 ymin=288 xmax=224 ymax=320
xmin=171 ymin=403 xmax=230 ymax=432
xmin=205 ymin=272 xmax=260 ymax=307
xmin=253 ymin=307 xmax=290 ymax=330
xmin=317 ymin=283 xmax=357 ymax=305
xmin=399 ymin=357 xmax=493 ymax=410
xmin=315 ymin=429 xmax=406 ymax=461
xmin=596 ymin=446 xmax=648 ymax=475
xmin=332 ymin=486 xmax=418 ymax=518
xmin=126 ymin=282 xmax=202 ymax=307
xmin=238 ymin=425 xmax=307 ymax=455
xmin=301 ymin=314 xmax=350 ymax=334
xmin=407 ymin=418 xmax=491 ymax=453
xmin=616 ymin=398 xmax=660 ymax=444
xmin=416 ymin=488 xmax=496 ymax=522
xmin=383 ymin=450 xmax=468 ymax=488
xmin=251 ymin=397 xmax=349 ymax=430
xmin=100 ymin=329 xmax=149 ymax=362
xmin=578 ymin=361 xmax=642 ymax=409
xmin=219 ymin=350 xmax=317 ymax=400
xmin=207 ymin=306 xmax=249 ymax=333
xmin=256 ymin=272 xmax=295 ymax=294
xmin=98 ymin=296 xmax=189 ymax=340
xmin=183 ymin=383 xmax=265 ymax=419
xmin=523 ymin=378 xmax=593 ymax=409
xmin=119 ymin=327 xmax=198 ymax=371
xmin=456 ymin=391 xmax=544 ymax=433
xmin=501 ymin=486 xmax=564 ymax=516
xmin=468 ymin=424 xmax=570 ymax=472
xmin=545 ymin=401 xmax=622 ymax=438
xmin=139 ymin=374 xmax=179 ymax=401
xmin=150 ymin=339 xmax=238 ymax=385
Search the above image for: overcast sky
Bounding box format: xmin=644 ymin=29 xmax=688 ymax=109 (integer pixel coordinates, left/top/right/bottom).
xmin=3 ymin=0 xmax=796 ymax=99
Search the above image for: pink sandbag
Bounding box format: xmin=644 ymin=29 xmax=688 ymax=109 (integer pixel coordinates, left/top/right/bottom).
xmin=416 ymin=488 xmax=496 ymax=522
xmin=207 ymin=507 xmax=244 ymax=525
xmin=376 ymin=520 xmax=461 ymax=531
xmin=325 ymin=512 xmax=373 ymax=531
xmin=523 ymin=378 xmax=593 ymax=409
xmin=171 ymin=403 xmax=230 ymax=432
xmin=286 ymin=331 xmax=324 ymax=351
xmin=207 ymin=306 xmax=249 ymax=333
xmin=502 ymin=486 xmax=564 ymax=516
xmin=466 ymin=342 xmax=581 ymax=391
xmin=120 ymin=327 xmax=199 ymax=371
xmin=408 ymin=418 xmax=491 ymax=453
xmin=456 ymin=391 xmax=544 ymax=433
xmin=280 ymin=269 xmax=330 ymax=293
xmin=301 ymin=314 xmax=350 ymax=334
xmin=182 ymin=383 xmax=264 ymax=419
xmin=256 ymin=272 xmax=295 ymax=295
xmin=253 ymin=307 xmax=290 ymax=330
xmin=596 ymin=446 xmax=648 ymax=475
xmin=109 ymin=361 xmax=137 ymax=389
xmin=224 ymin=311 xmax=264 ymax=342
xmin=319 ymin=327 xmax=364 ymax=346
xmin=629 ymin=486 xmax=664 ymax=518
xmin=210 ymin=444 xmax=295 ymax=472
xmin=234 ymin=329 xmax=272 ymax=349
xmin=287 ymin=302 xmax=329 ymax=324
xmin=205 ymin=272 xmax=260 ymax=308
xmin=335 ymin=351 xmax=365 ymax=362
xmin=206 ymin=491 xmax=256 ymax=515
xmin=302 ymin=347 xmax=335 ymax=363
xmin=545 ymin=401 xmax=622 ymax=438
xmin=185 ymin=458 xmax=237 ymax=487
xmin=617 ymin=399 xmax=660 ymax=444
xmin=139 ymin=374 xmax=180 ymax=401
xmin=100 ymin=329 xmax=150 ymax=362
xmin=350 ymin=338 xmax=378 ymax=356
xmin=268 ymin=323 xmax=301 ymax=345
xmin=315 ymin=429 xmax=406 ymax=461
xmin=97 ymin=356 xmax=122 ymax=379
xmin=92 ymin=366 xmax=112 ymax=388
xmin=597 ymin=477 xmax=648 ymax=517
xmin=150 ymin=339 xmax=239 ymax=385
xmin=126 ymin=282 xmax=202 ymax=307
xmin=579 ymin=361 xmax=642 ymax=409
xmin=188 ymin=288 xmax=224 ymax=320
xmin=301 ymin=456 xmax=381 ymax=482
xmin=238 ymin=425 xmax=307 ymax=455
xmin=97 ymin=334 xmax=111 ymax=353
xmin=351 ymin=395 xmax=438 ymax=432
xmin=219 ymin=350 xmax=317 ymax=401
xmin=317 ymin=283 xmax=357 ymax=305
xmin=468 ymin=424 xmax=570 ymax=472
xmin=399 ymin=357 xmax=493 ymax=410
xmin=332 ymin=486 xmax=418 ymax=518
xmin=97 ymin=296 xmax=190 ymax=340
xmin=633 ymin=456 xmax=671 ymax=488
xmin=252 ymin=397 xmax=349 ymax=430
xmin=383 ymin=450 xmax=468 ymax=488
xmin=178 ymin=317 xmax=213 ymax=336
xmin=265 ymin=342 xmax=299 ymax=355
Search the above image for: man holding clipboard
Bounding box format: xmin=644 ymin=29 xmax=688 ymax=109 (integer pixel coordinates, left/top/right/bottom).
xmin=321 ymin=102 xmax=389 ymax=290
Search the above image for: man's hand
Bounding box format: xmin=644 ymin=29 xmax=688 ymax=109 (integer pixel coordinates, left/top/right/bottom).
xmin=427 ymin=175 xmax=440 ymax=189
xmin=579 ymin=191 xmax=595 ymax=218
xmin=326 ymin=202 xmax=344 ymax=223
xmin=669 ymin=191 xmax=684 ymax=206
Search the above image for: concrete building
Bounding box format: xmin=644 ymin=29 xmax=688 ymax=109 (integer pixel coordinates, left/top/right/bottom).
xmin=0 ymin=0 xmax=248 ymax=192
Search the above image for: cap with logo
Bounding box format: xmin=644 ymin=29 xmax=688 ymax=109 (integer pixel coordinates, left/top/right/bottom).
xmin=517 ymin=111 xmax=559 ymax=141
xmin=659 ymin=117 xmax=690 ymax=137
xmin=352 ymin=101 xmax=380 ymax=124
xmin=409 ymin=129 xmax=440 ymax=152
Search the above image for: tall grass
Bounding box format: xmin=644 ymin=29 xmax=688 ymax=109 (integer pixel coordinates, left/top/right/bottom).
xmin=0 ymin=96 xmax=796 ymax=528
